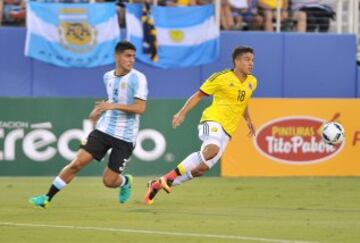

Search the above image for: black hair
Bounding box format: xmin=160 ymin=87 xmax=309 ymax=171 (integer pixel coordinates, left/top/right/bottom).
xmin=115 ymin=41 xmax=136 ymax=53
xmin=232 ymin=46 xmax=254 ymax=66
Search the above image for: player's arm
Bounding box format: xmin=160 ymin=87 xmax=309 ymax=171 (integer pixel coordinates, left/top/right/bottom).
xmin=243 ymin=106 xmax=256 ymax=136
xmin=172 ymin=91 xmax=207 ymax=128
xmin=89 ymin=106 xmax=102 ymax=125
xmin=95 ymin=98 xmax=147 ymax=115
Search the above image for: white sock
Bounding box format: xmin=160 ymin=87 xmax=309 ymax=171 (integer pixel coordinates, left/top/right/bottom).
xmin=119 ymin=175 xmax=126 ymax=187
xmin=173 ymin=171 xmax=193 ymax=186
xmin=173 ymin=152 xmax=201 ymax=186
xmin=53 ymin=176 xmax=67 ymax=190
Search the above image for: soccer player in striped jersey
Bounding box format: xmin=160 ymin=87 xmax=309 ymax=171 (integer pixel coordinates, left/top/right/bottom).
xmin=29 ymin=41 xmax=148 ymax=208
xmin=144 ymin=46 xmax=257 ymax=205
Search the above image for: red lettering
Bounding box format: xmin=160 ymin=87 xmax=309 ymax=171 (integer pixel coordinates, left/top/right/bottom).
xmin=352 ymin=131 xmax=360 ymax=146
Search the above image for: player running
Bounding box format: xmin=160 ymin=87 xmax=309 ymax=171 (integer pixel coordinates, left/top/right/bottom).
xmin=144 ymin=46 xmax=257 ymax=205
xmin=29 ymin=41 xmax=148 ymax=208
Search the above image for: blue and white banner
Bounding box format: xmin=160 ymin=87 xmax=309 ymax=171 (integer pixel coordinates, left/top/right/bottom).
xmin=126 ymin=4 xmax=219 ymax=69
xmin=25 ymin=2 xmax=120 ymax=67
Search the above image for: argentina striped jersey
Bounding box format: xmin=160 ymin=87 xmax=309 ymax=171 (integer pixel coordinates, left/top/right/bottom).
xmin=96 ymin=68 xmax=148 ymax=143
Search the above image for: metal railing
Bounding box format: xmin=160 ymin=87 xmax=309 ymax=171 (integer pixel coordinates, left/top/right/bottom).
xmin=273 ymin=0 xmax=360 ymax=60
xmin=335 ymin=0 xmax=360 ymax=60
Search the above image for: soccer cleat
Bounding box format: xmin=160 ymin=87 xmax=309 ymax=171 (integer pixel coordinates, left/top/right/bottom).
xmin=160 ymin=176 xmax=173 ymax=193
xmin=144 ymin=180 xmax=161 ymax=205
xmin=119 ymin=174 xmax=133 ymax=204
xmin=29 ymin=194 xmax=49 ymax=209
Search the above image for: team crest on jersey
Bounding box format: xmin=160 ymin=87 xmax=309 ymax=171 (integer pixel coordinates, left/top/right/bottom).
xmin=58 ymin=8 xmax=97 ymax=54
xmin=121 ymin=82 xmax=127 ymax=89
xmin=229 ymin=83 xmax=234 ymax=87
xmin=248 ymin=83 xmax=253 ymax=90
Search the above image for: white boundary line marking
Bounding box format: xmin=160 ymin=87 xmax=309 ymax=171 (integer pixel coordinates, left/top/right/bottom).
xmin=0 ymin=222 xmax=317 ymax=243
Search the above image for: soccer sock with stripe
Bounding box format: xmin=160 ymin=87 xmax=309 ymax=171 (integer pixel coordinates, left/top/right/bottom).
xmin=46 ymin=176 xmax=67 ymax=201
xmin=169 ymin=152 xmax=201 ymax=186
xmin=119 ymin=175 xmax=129 ymax=187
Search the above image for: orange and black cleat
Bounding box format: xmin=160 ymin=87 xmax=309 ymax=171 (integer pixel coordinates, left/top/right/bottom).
xmin=160 ymin=176 xmax=173 ymax=193
xmin=144 ymin=180 xmax=161 ymax=205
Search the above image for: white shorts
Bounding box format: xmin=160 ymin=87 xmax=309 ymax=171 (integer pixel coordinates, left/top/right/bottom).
xmin=198 ymin=121 xmax=230 ymax=168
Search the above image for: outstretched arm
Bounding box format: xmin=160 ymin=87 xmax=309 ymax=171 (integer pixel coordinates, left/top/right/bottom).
xmin=243 ymin=106 xmax=256 ymax=136
xmin=172 ymin=91 xmax=207 ymax=128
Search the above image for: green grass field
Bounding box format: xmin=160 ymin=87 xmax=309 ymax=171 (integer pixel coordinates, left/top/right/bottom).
xmin=1 ymin=177 xmax=360 ymax=243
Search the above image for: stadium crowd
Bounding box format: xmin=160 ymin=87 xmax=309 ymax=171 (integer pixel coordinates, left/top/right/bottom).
xmin=0 ymin=0 xmax=336 ymax=32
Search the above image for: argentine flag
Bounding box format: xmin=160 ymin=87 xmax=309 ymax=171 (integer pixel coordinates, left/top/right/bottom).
xmin=25 ymin=2 xmax=120 ymax=67
xmin=126 ymin=4 xmax=220 ymax=69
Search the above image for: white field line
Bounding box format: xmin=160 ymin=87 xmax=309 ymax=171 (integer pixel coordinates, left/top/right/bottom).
xmin=0 ymin=222 xmax=318 ymax=243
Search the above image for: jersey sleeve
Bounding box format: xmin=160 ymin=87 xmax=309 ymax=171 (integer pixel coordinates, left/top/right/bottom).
xmin=199 ymin=73 xmax=221 ymax=95
xmin=134 ymin=73 xmax=149 ymax=101
xmin=252 ymin=77 xmax=258 ymax=91
xmin=103 ymin=72 xmax=108 ymax=86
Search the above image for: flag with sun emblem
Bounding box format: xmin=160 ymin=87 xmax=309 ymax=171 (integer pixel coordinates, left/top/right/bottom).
xmin=25 ymin=2 xmax=120 ymax=67
xmin=126 ymin=4 xmax=219 ymax=69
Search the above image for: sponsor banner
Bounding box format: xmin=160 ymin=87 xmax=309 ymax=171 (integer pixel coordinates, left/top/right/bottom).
xmin=0 ymin=98 xmax=217 ymax=176
xmin=221 ymin=99 xmax=360 ymax=176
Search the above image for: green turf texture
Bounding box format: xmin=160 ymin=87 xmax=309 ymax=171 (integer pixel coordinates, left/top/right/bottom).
xmin=1 ymin=177 xmax=360 ymax=242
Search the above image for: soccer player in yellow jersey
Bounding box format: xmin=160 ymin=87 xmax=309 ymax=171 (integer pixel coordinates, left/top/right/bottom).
xmin=144 ymin=46 xmax=257 ymax=205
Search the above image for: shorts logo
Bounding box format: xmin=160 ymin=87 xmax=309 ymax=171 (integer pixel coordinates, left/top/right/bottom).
xmin=211 ymin=127 xmax=218 ymax=132
xmin=119 ymin=158 xmax=129 ymax=172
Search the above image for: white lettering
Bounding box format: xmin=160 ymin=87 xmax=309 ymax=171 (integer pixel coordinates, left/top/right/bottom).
xmin=0 ymin=129 xmax=3 ymax=160
xmin=0 ymin=121 xmax=28 ymax=129
xmin=0 ymin=120 xmax=167 ymax=163
xmin=23 ymin=130 xmax=57 ymax=161
xmin=58 ymin=120 xmax=93 ymax=160
xmin=291 ymin=136 xmax=303 ymax=153
xmin=4 ymin=129 xmax=24 ymax=160
xmin=265 ymin=136 xmax=335 ymax=154
xmin=134 ymin=129 xmax=166 ymax=161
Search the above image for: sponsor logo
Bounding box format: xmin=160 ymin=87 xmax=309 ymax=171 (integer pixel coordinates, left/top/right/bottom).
xmin=211 ymin=127 xmax=218 ymax=132
xmin=253 ymin=116 xmax=345 ymax=164
xmin=0 ymin=120 xmax=167 ymax=162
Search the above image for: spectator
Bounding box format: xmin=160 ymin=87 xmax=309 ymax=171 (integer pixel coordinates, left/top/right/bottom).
xmin=0 ymin=0 xmax=26 ymax=26
xmin=158 ymin=0 xmax=196 ymax=6
xmin=229 ymin=0 xmax=263 ymax=30
xmin=291 ymin=0 xmax=335 ymax=32
xmin=98 ymin=0 xmax=128 ymax=28
xmin=258 ymin=0 xmax=306 ymax=32
xmin=220 ymin=0 xmax=235 ymax=30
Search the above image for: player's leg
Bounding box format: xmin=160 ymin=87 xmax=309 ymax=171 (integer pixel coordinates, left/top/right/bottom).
xmin=144 ymin=151 xmax=201 ymax=205
xmin=29 ymin=149 xmax=93 ymax=208
xmin=160 ymin=142 xmax=222 ymax=192
xmin=103 ymin=139 xmax=134 ymax=203
xmin=29 ymin=130 xmax=109 ymax=208
xmin=144 ymin=122 xmax=229 ymax=205
xmin=160 ymin=122 xmax=228 ymax=191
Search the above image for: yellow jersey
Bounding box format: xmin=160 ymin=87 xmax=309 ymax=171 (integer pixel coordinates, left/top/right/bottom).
xmin=199 ymin=69 xmax=257 ymax=136
xmin=259 ymin=0 xmax=284 ymax=9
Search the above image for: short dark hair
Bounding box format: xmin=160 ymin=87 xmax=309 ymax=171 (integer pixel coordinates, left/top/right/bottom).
xmin=115 ymin=41 xmax=136 ymax=54
xmin=232 ymin=46 xmax=254 ymax=65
